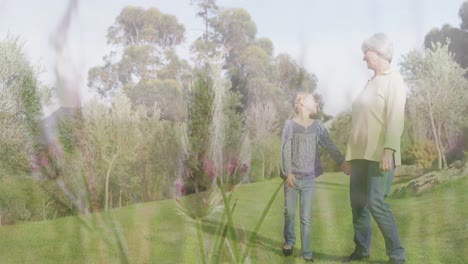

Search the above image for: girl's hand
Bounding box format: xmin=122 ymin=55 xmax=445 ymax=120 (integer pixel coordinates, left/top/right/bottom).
xmin=341 ymin=161 xmax=351 ymax=175
xmin=380 ymin=148 xmax=394 ymax=172
xmin=285 ymin=174 xmax=295 ymax=187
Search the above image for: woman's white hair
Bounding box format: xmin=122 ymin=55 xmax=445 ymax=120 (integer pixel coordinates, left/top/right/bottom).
xmin=361 ymin=33 xmax=394 ymax=62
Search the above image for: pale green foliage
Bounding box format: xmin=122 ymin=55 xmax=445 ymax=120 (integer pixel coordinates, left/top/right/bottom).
xmin=256 ymin=37 xmax=274 ymax=57
xmin=208 ymin=57 xmax=230 ymax=170
xmin=401 ymin=41 xmax=467 ymax=127
xmin=62 ymin=92 xmax=181 ymax=210
xmin=208 ymin=58 xmax=249 ymax=186
xmin=405 ymin=142 xmax=438 ymax=169
xmin=246 ymin=102 xmax=279 ymax=144
xmin=0 ymin=36 xmax=53 ymax=224
xmin=181 ymin=56 xmax=248 ymax=194
xmin=401 ymin=41 xmax=468 ymax=169
xmin=0 ymin=36 xmax=50 ymax=175
xmin=245 ymin=102 xmax=279 ymax=179
xmin=213 ymin=8 xmax=257 ymax=53
xmin=107 ymin=6 xmax=185 ymax=47
xmin=1 ymin=37 xmax=36 ymax=139
xmin=321 ymin=113 xmax=352 ymax=172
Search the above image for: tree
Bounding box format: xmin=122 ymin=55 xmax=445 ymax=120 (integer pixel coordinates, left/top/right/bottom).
xmin=107 ymin=7 xmax=184 ymax=47
xmin=0 ymin=37 xmax=31 ymax=166
xmin=189 ymin=4 xmax=322 ymax=126
xmin=400 ymin=42 xmax=468 ymax=169
xmin=274 ymin=54 xmax=318 ymax=94
xmin=88 ymin=6 xmax=190 ymax=120
xmin=424 ymin=25 xmax=468 ymax=75
xmin=127 ymin=79 xmax=186 ymax=120
xmin=211 ymin=8 xmax=258 ymax=105
xmin=183 ymin=74 xmax=214 ymax=194
xmin=189 ymin=0 xmax=220 ymax=68
xmin=191 ymin=7 xmax=258 ymax=101
xmin=321 ymin=113 xmax=351 ymax=171
xmin=60 ymin=90 xmax=183 ymax=210
xmin=424 ymin=1 xmax=468 ymax=76
xmin=0 ymin=36 xmax=50 ymax=176
xmin=237 ymin=45 xmax=276 ymax=106
xmin=421 ymin=0 xmax=468 ymax=168
xmin=190 ymin=0 xmax=219 ymax=39
xmin=213 ymin=8 xmax=257 ymax=55
xmin=245 ymin=102 xmax=279 ymax=179
xmin=256 ymin=37 xmax=274 ymax=57
xmin=273 ymin=53 xmax=319 ymax=121
xmin=459 ymin=0 xmax=468 ymax=30
xmin=179 ymin=56 xmax=248 ymax=194
xmin=0 ymin=36 xmax=74 ymax=223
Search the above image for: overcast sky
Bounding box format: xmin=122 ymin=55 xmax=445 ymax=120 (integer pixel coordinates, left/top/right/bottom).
xmin=0 ymin=0 xmax=465 ymax=115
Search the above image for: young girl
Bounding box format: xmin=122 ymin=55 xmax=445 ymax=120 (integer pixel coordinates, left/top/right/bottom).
xmin=281 ymin=91 xmax=350 ymax=262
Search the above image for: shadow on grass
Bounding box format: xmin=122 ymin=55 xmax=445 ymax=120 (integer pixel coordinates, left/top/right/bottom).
xmin=315 ymin=181 xmax=348 ymax=188
xmin=202 ymin=218 xmax=282 ymax=255
xmin=367 ymin=260 xmax=388 ymax=264
xmin=279 ymin=252 xmax=350 ymax=263
xmin=201 ymin=218 xmax=347 ymax=262
xmin=315 ymin=181 xmax=349 ymax=194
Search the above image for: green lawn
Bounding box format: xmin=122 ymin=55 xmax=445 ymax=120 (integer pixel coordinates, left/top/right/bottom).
xmin=0 ymin=173 xmax=467 ymax=263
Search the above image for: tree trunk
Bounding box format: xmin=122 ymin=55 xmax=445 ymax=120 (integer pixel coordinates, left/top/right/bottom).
xmin=105 ymin=151 xmax=119 ymax=211
xmin=142 ymin=164 xmax=151 ymax=202
xmin=119 ymin=189 xmax=122 ymax=208
xmin=84 ymin=150 xmax=100 ymax=212
xmin=425 ymin=90 xmax=443 ymax=170
xmin=260 ymin=149 xmax=265 ymax=180
xmin=428 ymin=107 xmax=442 ymax=170
xmin=204 ymin=7 xmax=209 ymax=39
xmin=438 ymin=122 xmax=448 ymax=169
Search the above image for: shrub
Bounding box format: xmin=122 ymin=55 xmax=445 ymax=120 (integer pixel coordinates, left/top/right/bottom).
xmin=402 ymin=142 xmax=438 ymax=169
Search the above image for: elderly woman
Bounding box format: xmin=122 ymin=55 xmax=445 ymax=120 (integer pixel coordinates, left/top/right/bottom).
xmin=343 ymin=33 xmax=406 ymax=264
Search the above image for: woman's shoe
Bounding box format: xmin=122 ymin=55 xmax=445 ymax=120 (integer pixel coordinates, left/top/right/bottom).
xmin=282 ymin=245 xmax=293 ymax=256
xmin=341 ymin=252 xmax=370 ymax=262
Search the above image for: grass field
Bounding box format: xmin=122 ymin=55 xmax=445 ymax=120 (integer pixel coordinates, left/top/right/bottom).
xmin=0 ymin=173 xmax=466 ymax=263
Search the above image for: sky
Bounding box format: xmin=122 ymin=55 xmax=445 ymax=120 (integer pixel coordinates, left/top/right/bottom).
xmin=0 ymin=0 xmax=466 ymax=115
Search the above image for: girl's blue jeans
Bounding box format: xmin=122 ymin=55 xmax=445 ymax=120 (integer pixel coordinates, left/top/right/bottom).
xmin=283 ymin=176 xmax=315 ymax=259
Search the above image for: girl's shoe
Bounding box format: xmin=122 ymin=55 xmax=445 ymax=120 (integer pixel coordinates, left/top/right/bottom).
xmin=303 ymin=257 xmax=314 ymax=262
xmin=282 ymin=245 xmax=293 ymax=256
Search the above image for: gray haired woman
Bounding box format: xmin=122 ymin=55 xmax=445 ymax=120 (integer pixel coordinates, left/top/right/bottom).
xmin=342 ymin=33 xmax=406 ymax=264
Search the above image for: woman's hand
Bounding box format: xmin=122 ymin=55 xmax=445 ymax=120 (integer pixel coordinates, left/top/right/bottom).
xmin=341 ymin=161 xmax=352 ymax=175
xmin=285 ymin=174 xmax=296 ymax=187
xmin=380 ymin=148 xmax=394 ymax=172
